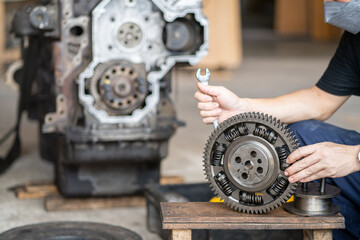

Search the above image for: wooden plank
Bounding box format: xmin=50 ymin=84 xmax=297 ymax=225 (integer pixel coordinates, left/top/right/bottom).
xmin=171 ymin=229 xmax=191 ymax=240
xmin=11 ymin=175 xmax=183 ymax=200
xmin=160 ymin=175 xmax=184 ymax=185
xmin=161 ymin=202 xmax=345 ymax=230
xmin=0 ymin=0 xmax=5 ymax=57
xmin=274 ymin=0 xmax=308 ymax=35
xmin=45 ymin=195 xmax=146 ymax=211
xmin=200 ymin=0 xmax=242 ymax=69
xmin=9 ymin=182 xmax=59 ymax=199
xmin=312 ymin=229 xmax=332 ymax=240
xmin=16 ymin=191 xmax=56 ymax=199
xmin=307 ymin=0 xmax=343 ymax=41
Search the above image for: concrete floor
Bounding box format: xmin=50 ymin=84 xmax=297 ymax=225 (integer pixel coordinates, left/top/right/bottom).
xmin=0 ymin=36 xmax=359 ymax=239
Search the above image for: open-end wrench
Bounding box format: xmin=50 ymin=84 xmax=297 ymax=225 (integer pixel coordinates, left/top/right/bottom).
xmin=196 ymin=68 xmax=219 ymax=129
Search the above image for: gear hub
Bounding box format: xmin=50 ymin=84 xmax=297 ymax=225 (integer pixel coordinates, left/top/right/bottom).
xmin=90 ymin=62 xmax=148 ymax=116
xmin=203 ymin=112 xmax=299 ymax=214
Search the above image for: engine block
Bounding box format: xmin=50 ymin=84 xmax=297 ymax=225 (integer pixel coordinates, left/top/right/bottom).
xmin=11 ymin=0 xmax=208 ymax=196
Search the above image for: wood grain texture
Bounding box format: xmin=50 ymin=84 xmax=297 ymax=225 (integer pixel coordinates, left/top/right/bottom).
xmin=160 ymin=176 xmax=184 ymax=185
xmin=311 ymin=229 xmax=333 ymax=240
xmin=171 ymin=229 xmax=191 ymax=240
xmin=45 ymin=195 xmax=146 ymax=211
xmin=199 ymin=0 xmax=242 ymax=69
xmin=161 ymin=202 xmax=345 ymax=230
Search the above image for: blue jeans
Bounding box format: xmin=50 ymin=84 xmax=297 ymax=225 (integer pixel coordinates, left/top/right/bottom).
xmin=289 ymin=120 xmax=360 ymax=240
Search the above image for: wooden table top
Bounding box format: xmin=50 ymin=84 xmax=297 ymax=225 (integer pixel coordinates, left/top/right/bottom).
xmin=161 ymin=202 xmax=345 ymax=230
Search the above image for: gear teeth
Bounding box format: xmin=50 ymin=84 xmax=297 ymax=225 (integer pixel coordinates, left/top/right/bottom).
xmin=203 ymin=112 xmax=299 ymax=215
xmin=271 ymin=117 xmax=276 ymax=124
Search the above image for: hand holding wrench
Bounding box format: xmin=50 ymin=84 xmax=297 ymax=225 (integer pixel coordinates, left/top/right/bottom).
xmin=196 ymin=68 xmax=219 ymax=129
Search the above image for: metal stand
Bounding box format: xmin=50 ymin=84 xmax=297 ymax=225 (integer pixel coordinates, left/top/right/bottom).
xmin=284 ymin=178 xmax=341 ymax=216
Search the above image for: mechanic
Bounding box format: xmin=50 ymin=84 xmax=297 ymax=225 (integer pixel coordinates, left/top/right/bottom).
xmin=194 ymin=0 xmax=360 ymax=239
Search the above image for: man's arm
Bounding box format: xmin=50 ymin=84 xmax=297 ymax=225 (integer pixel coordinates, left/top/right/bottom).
xmin=194 ymin=83 xmax=359 ymax=182
xmin=249 ymin=86 xmax=349 ymax=123
xmin=195 ymin=83 xmax=349 ymax=124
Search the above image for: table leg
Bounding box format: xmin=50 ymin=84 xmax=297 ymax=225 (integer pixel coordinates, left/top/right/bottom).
xmin=304 ymin=229 xmax=332 ymax=240
xmin=171 ymin=229 xmax=191 ymax=240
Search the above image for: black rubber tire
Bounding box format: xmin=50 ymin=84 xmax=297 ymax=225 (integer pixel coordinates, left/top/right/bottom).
xmin=0 ymin=222 xmax=142 ymax=240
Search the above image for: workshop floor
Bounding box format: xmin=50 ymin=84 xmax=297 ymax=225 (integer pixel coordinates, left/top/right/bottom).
xmin=0 ymin=34 xmax=359 ymax=239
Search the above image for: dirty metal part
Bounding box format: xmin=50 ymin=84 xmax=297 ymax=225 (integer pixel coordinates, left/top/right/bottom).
xmin=30 ymin=6 xmax=51 ymax=30
xmin=12 ymin=3 xmax=60 ymax=38
xmin=0 ymin=222 xmax=142 ymax=240
xmin=4 ymin=60 xmax=22 ymax=91
xmin=164 ymin=19 xmax=196 ymax=52
xmin=78 ymin=0 xmax=209 ymax=125
xmin=10 ymin=0 xmax=208 ymax=196
xmin=117 ymin=22 xmax=143 ymax=49
xmin=284 ymin=181 xmax=340 ymax=216
xmin=203 ymin=112 xmax=299 ymax=214
xmin=89 ymin=60 xmax=148 ymax=115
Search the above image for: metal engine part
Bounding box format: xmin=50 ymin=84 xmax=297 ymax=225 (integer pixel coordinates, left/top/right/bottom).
xmin=203 ymin=112 xmax=299 ymax=214
xmin=284 ymin=181 xmax=341 ymax=216
xmin=9 ymin=0 xmax=208 ymax=196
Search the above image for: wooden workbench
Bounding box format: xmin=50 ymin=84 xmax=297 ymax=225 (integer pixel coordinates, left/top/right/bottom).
xmin=161 ymin=202 xmax=345 ymax=240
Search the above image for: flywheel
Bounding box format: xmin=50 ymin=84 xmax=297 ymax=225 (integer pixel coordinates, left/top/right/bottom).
xmin=203 ymin=112 xmax=299 ymax=214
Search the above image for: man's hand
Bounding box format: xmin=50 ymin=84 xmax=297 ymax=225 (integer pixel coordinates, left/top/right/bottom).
xmin=194 ymin=83 xmax=246 ymax=124
xmin=285 ymin=142 xmax=360 ymax=183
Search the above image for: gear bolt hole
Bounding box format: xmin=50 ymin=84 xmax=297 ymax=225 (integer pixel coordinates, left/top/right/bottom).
xmin=235 ymin=157 xmax=241 ymax=163
xmin=250 ymin=151 xmax=257 ymax=158
xmin=241 ymin=173 xmax=248 ymax=179
xmin=244 ymin=160 xmax=253 ymax=169
xmin=257 ymin=167 xmax=263 ymax=174
xmin=257 ymin=159 xmax=262 ymax=164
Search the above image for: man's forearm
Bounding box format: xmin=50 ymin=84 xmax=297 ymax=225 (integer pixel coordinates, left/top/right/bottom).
xmin=242 ymin=86 xmax=349 ymax=124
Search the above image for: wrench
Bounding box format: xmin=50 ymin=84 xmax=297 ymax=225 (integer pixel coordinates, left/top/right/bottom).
xmin=196 ymin=68 xmax=219 ymax=129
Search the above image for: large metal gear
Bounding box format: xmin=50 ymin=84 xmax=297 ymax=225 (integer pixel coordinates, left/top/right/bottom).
xmin=203 ymin=112 xmax=299 ymax=214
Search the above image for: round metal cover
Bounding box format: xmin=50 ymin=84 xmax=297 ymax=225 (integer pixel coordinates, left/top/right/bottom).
xmin=0 ymin=222 xmax=142 ymax=240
